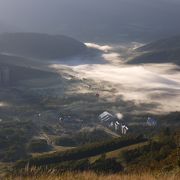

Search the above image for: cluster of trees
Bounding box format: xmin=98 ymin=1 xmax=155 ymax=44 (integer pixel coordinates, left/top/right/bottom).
xmin=27 ymin=139 xmax=51 ymax=153
xmin=0 ymin=120 xmax=36 ymax=162
xmin=54 ymin=129 xmax=112 ymax=147
xmin=157 ymin=112 xmax=180 ymax=125
xmin=120 ymin=128 xmax=178 ymax=171
xmin=90 ymin=155 xmax=123 ymax=173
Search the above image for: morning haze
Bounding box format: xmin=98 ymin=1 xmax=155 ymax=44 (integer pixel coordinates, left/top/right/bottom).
xmin=0 ymin=0 xmax=180 ymax=41
xmin=0 ymin=1 xmax=180 ymax=179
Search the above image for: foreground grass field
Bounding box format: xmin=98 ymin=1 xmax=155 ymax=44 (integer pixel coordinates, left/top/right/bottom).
xmin=6 ymin=171 xmax=180 ymax=180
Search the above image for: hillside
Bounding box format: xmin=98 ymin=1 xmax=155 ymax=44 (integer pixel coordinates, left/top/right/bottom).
xmin=129 ymin=36 xmax=180 ymax=65
xmin=0 ymin=33 xmax=87 ymax=59
xmin=0 ymin=62 xmax=59 ymax=84
xmin=6 ymin=130 xmax=179 ymax=179
xmin=138 ymin=36 xmax=180 ymax=52
xmin=15 ymin=135 xmax=146 ymax=169
xmin=0 ymin=120 xmax=179 ymax=179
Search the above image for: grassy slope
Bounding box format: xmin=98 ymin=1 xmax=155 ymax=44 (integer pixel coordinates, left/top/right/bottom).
xmin=6 ymin=171 xmax=180 ymax=180
xmin=0 ymin=139 xmax=147 ymax=177
xmin=89 ymin=142 xmax=148 ymax=163
xmin=14 ymin=136 xmax=146 ymax=168
xmin=30 ymin=139 xmax=146 ymax=163
xmin=1 ymin=135 xmax=179 ymax=179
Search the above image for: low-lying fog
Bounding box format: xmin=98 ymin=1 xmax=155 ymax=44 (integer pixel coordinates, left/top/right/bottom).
xmin=50 ymin=42 xmax=180 ymax=114
xmin=0 ymin=102 xmax=9 ymax=107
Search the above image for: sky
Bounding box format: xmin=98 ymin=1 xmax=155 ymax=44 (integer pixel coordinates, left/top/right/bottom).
xmin=0 ymin=0 xmax=180 ymax=41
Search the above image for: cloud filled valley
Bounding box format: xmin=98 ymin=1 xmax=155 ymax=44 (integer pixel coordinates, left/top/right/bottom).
xmin=50 ymin=42 xmax=180 ymax=113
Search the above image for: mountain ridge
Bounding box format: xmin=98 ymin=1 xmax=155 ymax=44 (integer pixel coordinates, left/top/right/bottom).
xmin=0 ymin=33 xmax=87 ymax=59
xmin=129 ymin=35 xmax=180 ymax=65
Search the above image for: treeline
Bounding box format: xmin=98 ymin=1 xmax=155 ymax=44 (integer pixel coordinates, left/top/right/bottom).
xmin=15 ymin=135 xmax=147 ymax=168
xmin=157 ymin=111 xmax=180 ymax=125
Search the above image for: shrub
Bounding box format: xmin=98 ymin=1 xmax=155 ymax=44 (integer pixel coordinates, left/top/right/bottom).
xmin=27 ymin=139 xmax=51 ymax=153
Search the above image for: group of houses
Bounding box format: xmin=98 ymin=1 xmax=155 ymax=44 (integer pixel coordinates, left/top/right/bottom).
xmin=52 ymin=110 xmax=158 ymax=135
xmin=98 ymin=111 xmax=157 ymax=135
xmin=98 ymin=111 xmax=129 ymax=135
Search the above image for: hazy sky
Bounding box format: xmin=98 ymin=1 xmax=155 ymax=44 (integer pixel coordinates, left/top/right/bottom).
xmin=0 ymin=0 xmax=180 ymax=41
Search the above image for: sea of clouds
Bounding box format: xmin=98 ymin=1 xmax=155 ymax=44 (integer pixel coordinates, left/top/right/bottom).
xmin=50 ymin=42 xmax=180 ymax=113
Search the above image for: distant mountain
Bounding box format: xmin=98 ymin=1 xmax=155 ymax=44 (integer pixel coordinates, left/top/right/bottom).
xmin=0 ymin=33 xmax=87 ymax=59
xmin=138 ymin=36 xmax=180 ymax=52
xmin=129 ymin=36 xmax=180 ymax=65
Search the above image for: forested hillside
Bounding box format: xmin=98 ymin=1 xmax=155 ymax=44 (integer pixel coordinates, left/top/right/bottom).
xmin=0 ymin=33 xmax=87 ymax=59
xmin=129 ymin=36 xmax=180 ymax=65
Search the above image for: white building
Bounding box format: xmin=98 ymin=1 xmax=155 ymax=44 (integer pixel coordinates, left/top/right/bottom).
xmin=121 ymin=125 xmax=128 ymax=135
xmin=99 ymin=111 xmax=128 ymax=134
xmin=109 ymin=121 xmax=114 ymax=128
xmin=98 ymin=111 xmax=114 ymax=123
xmin=115 ymin=121 xmax=120 ymax=131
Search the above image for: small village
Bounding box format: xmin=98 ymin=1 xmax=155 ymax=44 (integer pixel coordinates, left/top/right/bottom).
xmin=98 ymin=111 xmax=157 ymax=134
xmin=55 ymin=110 xmax=157 ymax=136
